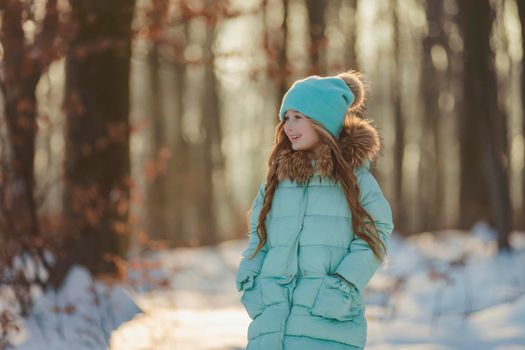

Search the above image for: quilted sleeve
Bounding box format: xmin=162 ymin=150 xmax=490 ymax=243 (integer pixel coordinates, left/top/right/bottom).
xmin=334 ymin=169 xmax=394 ymax=292
xmin=235 ymin=183 xmax=268 ymax=292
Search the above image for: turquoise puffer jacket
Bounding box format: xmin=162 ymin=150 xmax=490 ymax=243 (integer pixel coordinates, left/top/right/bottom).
xmin=236 ymin=118 xmax=394 ymax=350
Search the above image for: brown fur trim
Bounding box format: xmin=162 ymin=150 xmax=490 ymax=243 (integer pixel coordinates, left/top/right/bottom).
xmin=276 ymin=117 xmax=381 ymax=183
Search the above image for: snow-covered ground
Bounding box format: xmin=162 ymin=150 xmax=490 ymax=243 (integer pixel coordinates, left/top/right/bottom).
xmin=8 ymin=266 xmax=141 ymax=350
xmin=7 ymin=223 xmax=525 ymax=349
xmin=110 ymin=224 xmax=525 ymax=350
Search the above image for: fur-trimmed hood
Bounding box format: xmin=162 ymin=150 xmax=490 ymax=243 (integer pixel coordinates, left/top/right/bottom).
xmin=275 ymin=117 xmax=382 ymax=184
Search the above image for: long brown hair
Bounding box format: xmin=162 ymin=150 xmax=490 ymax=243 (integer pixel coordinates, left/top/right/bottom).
xmin=248 ymin=70 xmax=387 ymax=265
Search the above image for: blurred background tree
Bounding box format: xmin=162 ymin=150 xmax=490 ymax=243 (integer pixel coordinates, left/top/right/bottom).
xmin=1 ymin=0 xmax=524 ymax=314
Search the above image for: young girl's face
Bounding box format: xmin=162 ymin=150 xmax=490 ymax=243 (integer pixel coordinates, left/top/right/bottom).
xmin=283 ymin=110 xmax=321 ymax=151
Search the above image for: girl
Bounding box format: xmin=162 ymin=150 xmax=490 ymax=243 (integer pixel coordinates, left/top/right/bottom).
xmin=235 ymin=70 xmax=395 ymax=350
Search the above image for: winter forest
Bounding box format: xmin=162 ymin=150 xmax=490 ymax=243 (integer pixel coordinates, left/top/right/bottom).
xmin=1 ymin=0 xmax=525 ymax=349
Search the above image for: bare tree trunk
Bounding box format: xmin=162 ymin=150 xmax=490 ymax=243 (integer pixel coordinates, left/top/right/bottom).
xmin=494 ymin=0 xmax=512 ymax=228
xmin=198 ymin=5 xmax=222 ymax=246
xmin=305 ymin=0 xmax=328 ymax=75
xmin=390 ymin=0 xmax=406 ymax=234
xmin=417 ymin=0 xmax=446 ymax=231
xmin=145 ymin=0 xmax=169 ymax=241
xmin=278 ymin=0 xmax=290 ymax=104
xmin=458 ymin=0 xmax=511 ymax=251
xmin=517 ymin=0 xmax=525 ymax=229
xmin=0 ymin=0 xmax=58 ymax=243
xmin=1 ymin=15 xmax=39 ymax=242
xmin=0 ymin=0 xmax=59 ymax=309
xmin=442 ymin=3 xmax=463 ymax=229
xmin=0 ymin=3 xmax=41 ymax=316
xmin=169 ymin=23 xmax=190 ymax=246
xmin=263 ymin=0 xmax=290 ymax=118
xmin=339 ymin=0 xmax=359 ymax=70
xmin=59 ymin=0 xmax=135 ymax=280
xmin=346 ymin=0 xmax=359 ymax=70
xmin=457 ymin=2 xmax=491 ymax=229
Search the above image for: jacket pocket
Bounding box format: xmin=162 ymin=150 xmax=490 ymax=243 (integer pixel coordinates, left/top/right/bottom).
xmin=240 ymin=275 xmax=266 ymax=320
xmin=310 ymin=274 xmax=364 ymax=321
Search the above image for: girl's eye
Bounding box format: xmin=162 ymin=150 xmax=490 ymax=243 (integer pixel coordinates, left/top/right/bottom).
xmin=284 ymin=114 xmax=302 ymax=122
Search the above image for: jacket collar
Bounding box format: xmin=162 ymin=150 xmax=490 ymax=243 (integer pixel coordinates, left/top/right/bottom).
xmin=275 ymin=117 xmax=382 ymax=185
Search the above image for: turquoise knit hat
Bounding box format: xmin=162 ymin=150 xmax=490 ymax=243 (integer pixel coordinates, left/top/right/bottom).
xmin=278 ymin=75 xmax=355 ymax=140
